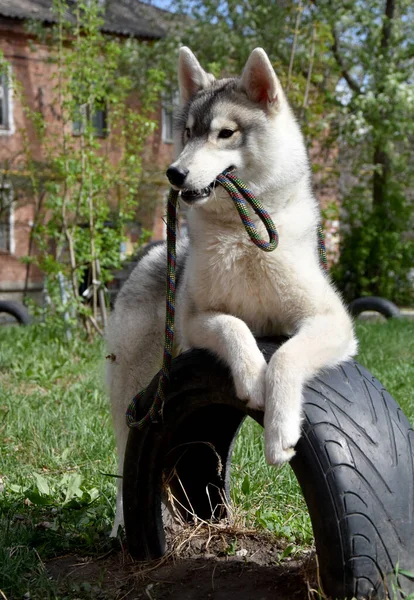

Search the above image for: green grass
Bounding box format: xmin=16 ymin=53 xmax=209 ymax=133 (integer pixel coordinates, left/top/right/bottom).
xmin=355 ymin=319 xmax=414 ymax=422
xmin=0 ymin=325 xmax=116 ymax=599
xmin=0 ymin=319 xmax=413 ymax=598
xmin=231 ymin=421 xmax=313 ymax=543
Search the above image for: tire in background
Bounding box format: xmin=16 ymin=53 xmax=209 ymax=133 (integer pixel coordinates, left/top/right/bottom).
xmin=123 ymin=339 xmax=414 ymax=599
xmin=349 ymin=296 xmax=401 ymax=320
xmin=0 ymin=300 xmax=30 ymax=325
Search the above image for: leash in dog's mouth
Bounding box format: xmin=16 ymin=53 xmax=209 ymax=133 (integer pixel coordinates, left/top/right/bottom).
xmin=180 ymin=167 xmax=236 ymax=203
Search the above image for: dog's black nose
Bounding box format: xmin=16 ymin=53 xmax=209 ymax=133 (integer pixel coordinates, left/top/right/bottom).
xmin=166 ymin=166 xmax=189 ymax=187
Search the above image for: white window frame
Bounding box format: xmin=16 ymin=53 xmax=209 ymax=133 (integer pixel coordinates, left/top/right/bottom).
xmin=0 ymin=66 xmax=15 ymax=136
xmin=162 ymin=92 xmax=179 ymax=144
xmin=0 ymin=184 xmax=15 ymax=254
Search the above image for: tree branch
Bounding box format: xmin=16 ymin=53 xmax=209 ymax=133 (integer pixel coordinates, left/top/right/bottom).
xmin=305 ymin=0 xmax=362 ymax=97
xmin=381 ymin=0 xmax=395 ymax=51
xmin=331 ymin=26 xmax=362 ymax=95
xmin=302 ymin=23 xmax=316 ymax=109
xmin=287 ymin=0 xmax=303 ymax=91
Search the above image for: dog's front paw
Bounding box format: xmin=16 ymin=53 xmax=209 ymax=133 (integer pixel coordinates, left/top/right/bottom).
xmin=264 ymin=413 xmax=302 ymax=466
xmin=232 ymin=354 xmax=267 ymax=411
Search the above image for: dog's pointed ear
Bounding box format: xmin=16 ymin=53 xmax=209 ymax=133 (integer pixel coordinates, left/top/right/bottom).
xmin=240 ymin=48 xmax=281 ymax=112
xmin=178 ymin=47 xmax=215 ymax=105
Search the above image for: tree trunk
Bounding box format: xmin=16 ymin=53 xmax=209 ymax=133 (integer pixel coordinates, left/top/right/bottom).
xmin=372 ymin=0 xmax=395 ymax=214
xmin=372 ymin=145 xmax=390 ymax=213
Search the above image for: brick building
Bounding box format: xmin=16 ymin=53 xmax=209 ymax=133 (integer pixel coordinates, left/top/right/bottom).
xmin=0 ymin=0 xmax=175 ymax=302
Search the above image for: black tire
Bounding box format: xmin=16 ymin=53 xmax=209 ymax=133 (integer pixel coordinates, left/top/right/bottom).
xmin=349 ymin=296 xmax=401 ymax=320
xmin=0 ymin=300 xmax=30 ymax=325
xmin=123 ymin=339 xmax=414 ymax=599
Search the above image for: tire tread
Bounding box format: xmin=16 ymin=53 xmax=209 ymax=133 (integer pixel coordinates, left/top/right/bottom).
xmin=123 ymin=347 xmax=414 ymax=599
xmin=302 ymin=361 xmax=414 ymax=598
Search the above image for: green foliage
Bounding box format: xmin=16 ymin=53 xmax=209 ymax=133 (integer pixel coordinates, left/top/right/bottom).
xmin=332 ymin=184 xmax=414 ymax=304
xmin=2 ymin=0 xmax=164 ymax=334
xmin=168 ymin=0 xmax=339 ymax=126
xmin=160 ymin=0 xmax=414 ymax=303
xmin=321 ymin=0 xmax=414 ymax=302
xmin=3 ymin=0 xmax=413 ymax=317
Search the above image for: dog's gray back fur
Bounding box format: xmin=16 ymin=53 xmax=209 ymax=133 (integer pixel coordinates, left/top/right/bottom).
xmin=117 ymin=239 xmax=188 ymax=311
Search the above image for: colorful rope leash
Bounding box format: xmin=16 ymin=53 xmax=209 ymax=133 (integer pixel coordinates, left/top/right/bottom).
xmin=126 ymin=186 xmax=179 ymax=429
xmin=317 ymin=224 xmax=328 ymax=271
xmin=215 ymin=171 xmax=278 ymax=252
xmin=126 ymin=171 xmax=327 ymax=429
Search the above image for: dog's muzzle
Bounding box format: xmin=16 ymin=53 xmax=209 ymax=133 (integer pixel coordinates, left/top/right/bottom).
xmin=177 ymin=167 xmax=236 ymax=204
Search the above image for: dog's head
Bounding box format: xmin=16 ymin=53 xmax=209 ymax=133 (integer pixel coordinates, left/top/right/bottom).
xmin=167 ymin=47 xmax=308 ymax=207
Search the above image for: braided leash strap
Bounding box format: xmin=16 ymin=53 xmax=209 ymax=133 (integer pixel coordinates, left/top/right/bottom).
xmin=317 ymin=224 xmax=328 ymax=271
xmin=215 ymin=172 xmax=279 ymax=251
xmin=126 ymin=187 xmax=179 ymax=429
xmin=125 ymin=170 xmax=327 ymax=429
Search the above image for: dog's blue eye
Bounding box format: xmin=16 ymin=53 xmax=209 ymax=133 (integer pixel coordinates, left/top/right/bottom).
xmin=218 ymin=129 xmax=234 ymax=139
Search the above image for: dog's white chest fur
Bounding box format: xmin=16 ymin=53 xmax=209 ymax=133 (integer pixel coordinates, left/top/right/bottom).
xmin=181 ymin=213 xmax=312 ymax=338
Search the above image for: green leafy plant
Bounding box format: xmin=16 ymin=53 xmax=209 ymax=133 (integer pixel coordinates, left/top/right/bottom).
xmin=323 ymin=0 xmax=414 ymax=303
xmin=1 ymin=0 xmax=164 ymax=335
xmin=389 ymin=563 xmax=414 ymax=600
xmin=224 ymin=537 xmax=238 ymax=556
xmin=332 ymin=184 xmax=414 ymax=304
xmin=10 ymin=472 xmax=99 ymax=509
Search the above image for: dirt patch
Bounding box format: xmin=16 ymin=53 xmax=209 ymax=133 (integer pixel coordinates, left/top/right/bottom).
xmin=47 ymin=528 xmax=317 ymax=600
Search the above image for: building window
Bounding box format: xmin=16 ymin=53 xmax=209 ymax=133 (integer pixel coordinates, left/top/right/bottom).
xmin=73 ymin=102 xmax=107 ymax=137
xmin=162 ymin=92 xmax=178 ymax=144
xmin=0 ymin=185 xmax=14 ymax=253
xmin=0 ymin=68 xmax=14 ymax=135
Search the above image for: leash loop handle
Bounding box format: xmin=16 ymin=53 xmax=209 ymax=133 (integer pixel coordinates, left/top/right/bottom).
xmin=216 ymin=172 xmax=279 ymax=252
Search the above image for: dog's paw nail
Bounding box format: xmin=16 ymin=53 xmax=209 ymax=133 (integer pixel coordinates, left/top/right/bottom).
xmin=265 ymin=445 xmax=296 ymax=466
xmin=264 ymin=417 xmax=301 ymax=466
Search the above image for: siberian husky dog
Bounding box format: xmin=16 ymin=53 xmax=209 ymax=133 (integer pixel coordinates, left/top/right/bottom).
xmin=106 ymin=47 xmax=357 ymax=535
